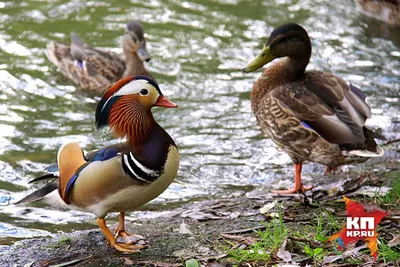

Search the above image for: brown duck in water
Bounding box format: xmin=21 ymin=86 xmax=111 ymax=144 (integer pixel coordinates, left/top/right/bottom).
xmin=355 ymin=0 xmax=400 ymax=26
xmin=244 ymin=23 xmax=385 ymax=194
xmin=46 ymin=21 xmax=153 ymax=93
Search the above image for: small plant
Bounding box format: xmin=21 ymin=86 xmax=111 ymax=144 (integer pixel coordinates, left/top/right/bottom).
xmin=304 ymin=244 xmax=324 ymax=261
xmin=377 ymin=178 xmax=400 ymax=206
xmin=57 ymin=236 xmax=72 ymax=245
xmin=228 ymin=210 xmax=288 ymax=264
xmin=378 ymin=239 xmax=400 ymax=263
xmin=313 ymin=213 xmax=329 ymax=242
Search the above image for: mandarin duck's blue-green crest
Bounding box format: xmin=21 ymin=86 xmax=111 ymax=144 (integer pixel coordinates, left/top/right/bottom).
xmin=244 ymin=23 xmax=385 ymax=194
xmin=46 ymin=21 xmax=153 ymax=93
xmin=16 ymin=76 xmax=179 ymax=253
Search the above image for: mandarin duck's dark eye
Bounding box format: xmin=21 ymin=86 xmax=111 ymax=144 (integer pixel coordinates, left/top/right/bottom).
xmin=140 ymin=89 xmax=148 ymax=95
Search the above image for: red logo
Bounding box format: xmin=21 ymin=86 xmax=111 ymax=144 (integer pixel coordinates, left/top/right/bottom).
xmin=328 ymin=197 xmax=387 ymax=260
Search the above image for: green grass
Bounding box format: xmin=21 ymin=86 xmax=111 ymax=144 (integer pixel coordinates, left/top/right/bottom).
xmin=375 ymin=177 xmax=400 ymax=207
xmin=378 ymin=241 xmax=400 ymax=263
xmin=226 ymin=200 xmax=399 ymax=266
xmin=57 ymin=236 xmax=72 ymax=245
xmin=43 ymin=236 xmax=72 ymax=249
xmin=228 ymin=211 xmax=288 ymax=264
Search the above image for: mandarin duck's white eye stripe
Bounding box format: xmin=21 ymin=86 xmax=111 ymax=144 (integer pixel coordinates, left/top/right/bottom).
xmin=115 ymin=79 xmax=156 ymax=97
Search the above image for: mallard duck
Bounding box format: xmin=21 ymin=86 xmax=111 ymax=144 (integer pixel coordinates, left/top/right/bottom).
xmin=46 ymin=21 xmax=153 ymax=92
xmin=244 ymin=23 xmax=385 ymax=194
xmin=355 ymin=0 xmax=400 ymax=26
xmin=16 ymin=76 xmax=179 ymax=253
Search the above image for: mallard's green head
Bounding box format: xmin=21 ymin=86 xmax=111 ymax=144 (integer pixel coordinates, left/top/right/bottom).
xmin=244 ymin=23 xmax=311 ymax=72
xmin=122 ymin=21 xmax=151 ymax=62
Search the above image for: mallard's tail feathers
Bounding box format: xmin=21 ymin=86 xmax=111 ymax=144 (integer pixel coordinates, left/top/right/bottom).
xmin=342 ymin=127 xmax=385 ymax=157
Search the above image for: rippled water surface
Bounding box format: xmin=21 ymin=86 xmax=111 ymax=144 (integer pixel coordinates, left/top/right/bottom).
xmin=0 ymin=0 xmax=399 ymax=244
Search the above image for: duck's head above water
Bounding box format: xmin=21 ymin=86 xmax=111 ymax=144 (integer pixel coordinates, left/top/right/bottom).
xmin=244 ymin=23 xmax=312 ymax=73
xmin=122 ymin=21 xmax=151 ymax=62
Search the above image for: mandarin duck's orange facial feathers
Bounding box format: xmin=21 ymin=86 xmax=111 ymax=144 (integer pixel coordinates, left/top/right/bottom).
xmin=95 ymin=75 xmax=177 ymax=139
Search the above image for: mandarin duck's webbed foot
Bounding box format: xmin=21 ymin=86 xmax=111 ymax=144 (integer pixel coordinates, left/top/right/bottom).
xmin=114 ymin=212 xmax=145 ymax=245
xmin=97 ymin=218 xmax=146 ymax=253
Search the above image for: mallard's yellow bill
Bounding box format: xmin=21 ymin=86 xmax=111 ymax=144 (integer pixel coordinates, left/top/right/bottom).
xmin=243 ymin=46 xmax=276 ymax=73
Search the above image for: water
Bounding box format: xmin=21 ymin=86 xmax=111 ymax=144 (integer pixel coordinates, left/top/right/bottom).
xmin=0 ymin=0 xmax=399 ymax=245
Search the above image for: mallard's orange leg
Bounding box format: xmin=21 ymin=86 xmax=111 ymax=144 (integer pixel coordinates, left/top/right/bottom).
xmin=272 ymin=163 xmax=312 ymax=194
xmin=97 ymin=218 xmax=145 ymax=253
xmin=325 ymin=166 xmax=337 ymax=175
xmin=114 ymin=212 xmax=144 ymax=244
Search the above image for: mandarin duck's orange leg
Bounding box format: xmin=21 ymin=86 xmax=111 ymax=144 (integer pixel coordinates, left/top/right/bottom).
xmin=272 ymin=163 xmax=312 ymax=194
xmin=325 ymin=166 xmax=337 ymax=175
xmin=114 ymin=212 xmax=145 ymax=244
xmin=97 ymin=218 xmax=145 ymax=253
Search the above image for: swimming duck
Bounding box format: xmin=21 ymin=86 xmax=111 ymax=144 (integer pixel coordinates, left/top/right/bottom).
xmin=355 ymin=0 xmax=400 ymax=26
xmin=16 ymin=76 xmax=179 ymax=253
xmin=244 ymin=23 xmax=385 ymax=194
xmin=46 ymin=21 xmax=153 ymax=92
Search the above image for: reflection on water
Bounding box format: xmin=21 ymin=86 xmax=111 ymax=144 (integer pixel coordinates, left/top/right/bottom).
xmin=0 ymin=0 xmax=399 ymax=244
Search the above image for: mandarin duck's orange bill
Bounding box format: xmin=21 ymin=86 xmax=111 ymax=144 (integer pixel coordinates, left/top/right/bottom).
xmin=16 ymin=75 xmax=179 ymax=253
xmin=46 ymin=21 xmax=153 ymax=93
xmin=244 ymin=23 xmax=385 ymax=194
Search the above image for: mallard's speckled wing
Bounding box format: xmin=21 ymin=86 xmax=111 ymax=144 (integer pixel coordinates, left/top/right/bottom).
xmin=271 ymin=71 xmax=372 ymax=144
xmin=70 ymin=33 xmax=125 ymax=80
xmin=46 ymin=33 xmax=125 ymax=91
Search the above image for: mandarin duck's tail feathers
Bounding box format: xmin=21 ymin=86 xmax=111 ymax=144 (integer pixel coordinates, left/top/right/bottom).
xmin=15 ymin=180 xmax=58 ymax=205
xmin=28 ymin=173 xmax=57 ymax=184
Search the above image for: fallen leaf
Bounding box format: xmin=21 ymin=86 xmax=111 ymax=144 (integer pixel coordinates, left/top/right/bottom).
xmin=323 ymin=244 xmax=367 ymax=264
xmin=388 ymin=234 xmax=400 ymax=247
xmin=179 ymin=222 xmax=193 ymax=234
xmin=49 ymin=255 xmax=92 ymax=267
xmin=124 ymin=257 xmax=134 ymax=265
xmin=220 ymin=233 xmax=256 ymax=246
xmin=277 ymin=238 xmax=292 ymax=262
xmin=259 ymin=201 xmax=276 ymax=214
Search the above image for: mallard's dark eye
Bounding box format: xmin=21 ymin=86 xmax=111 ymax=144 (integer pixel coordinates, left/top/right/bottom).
xmin=140 ymin=89 xmax=148 ymax=95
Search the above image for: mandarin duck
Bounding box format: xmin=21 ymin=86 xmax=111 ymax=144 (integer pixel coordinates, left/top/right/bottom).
xmin=16 ymin=76 xmax=179 ymax=253
xmin=46 ymin=21 xmax=153 ymax=92
xmin=355 ymin=0 xmax=400 ymax=26
xmin=244 ymin=23 xmax=385 ymax=194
